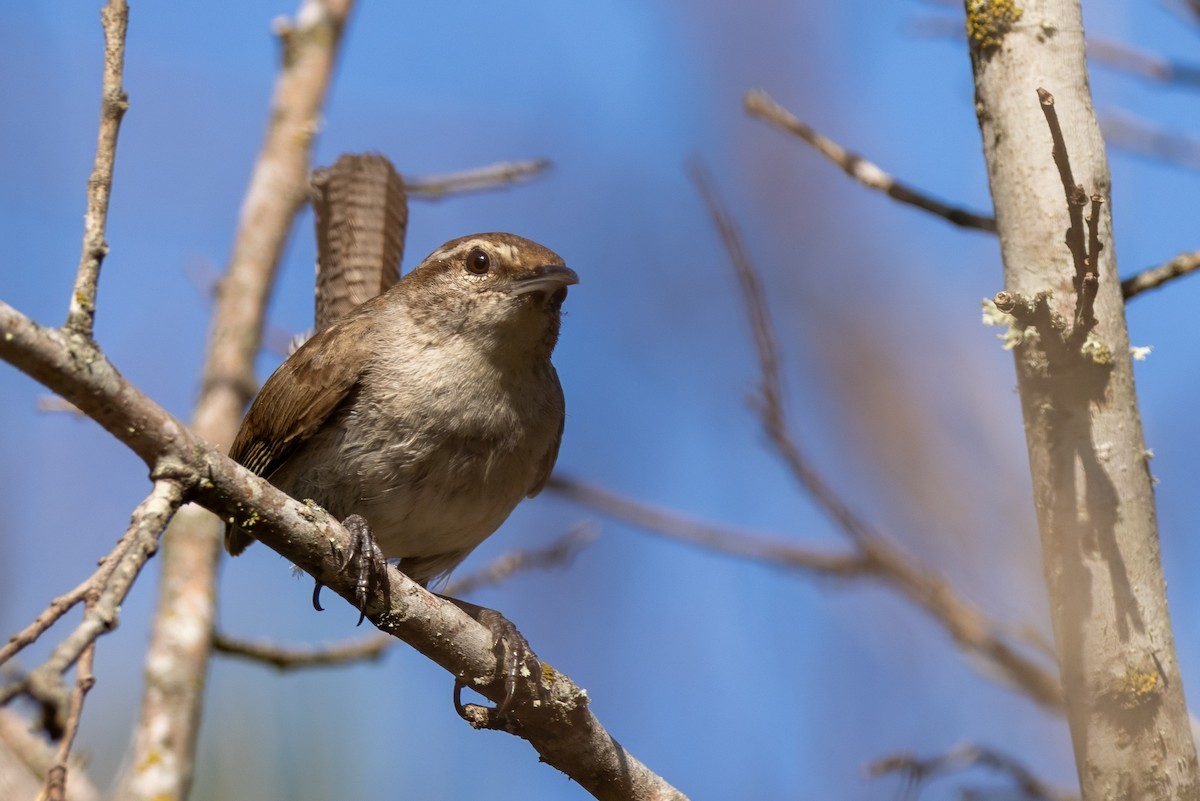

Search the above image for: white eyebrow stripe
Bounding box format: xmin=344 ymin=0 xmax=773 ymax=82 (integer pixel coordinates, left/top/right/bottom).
xmin=436 ymin=239 xmax=520 ymax=264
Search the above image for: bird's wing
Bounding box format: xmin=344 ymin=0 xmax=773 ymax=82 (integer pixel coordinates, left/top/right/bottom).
xmin=225 ymin=313 xmax=375 ymax=554
xmin=230 ymin=314 xmax=375 ymax=477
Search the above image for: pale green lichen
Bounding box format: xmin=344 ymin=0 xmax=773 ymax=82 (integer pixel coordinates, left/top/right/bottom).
xmin=981 ymin=298 xmax=1032 ymax=351
xmin=966 ymin=0 xmax=1023 ymax=51
xmin=1131 ymin=344 xmax=1153 ymax=361
xmin=1081 ymin=332 xmax=1112 ymax=364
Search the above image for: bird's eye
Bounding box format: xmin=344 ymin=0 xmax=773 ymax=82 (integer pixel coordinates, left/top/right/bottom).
xmin=465 ymin=248 xmax=491 ymax=275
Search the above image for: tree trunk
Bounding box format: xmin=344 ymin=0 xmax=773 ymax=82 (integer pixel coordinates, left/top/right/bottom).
xmin=966 ymin=1 xmax=1198 ymax=798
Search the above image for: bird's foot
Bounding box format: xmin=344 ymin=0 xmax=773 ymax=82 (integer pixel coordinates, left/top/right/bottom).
xmin=445 ymin=598 xmax=543 ymax=724
xmin=311 ymin=513 xmax=389 ymax=626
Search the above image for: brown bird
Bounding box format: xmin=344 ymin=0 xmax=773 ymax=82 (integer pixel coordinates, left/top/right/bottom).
xmin=225 ymin=231 xmax=577 ymax=707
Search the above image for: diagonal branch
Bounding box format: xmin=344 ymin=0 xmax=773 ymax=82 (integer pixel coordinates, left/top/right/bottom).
xmin=0 ymin=479 xmax=184 ymax=727
xmin=744 ymin=89 xmax=996 ymax=232
xmin=1121 ymin=249 xmax=1200 ymax=299
xmin=65 ymin=0 xmax=129 ymax=339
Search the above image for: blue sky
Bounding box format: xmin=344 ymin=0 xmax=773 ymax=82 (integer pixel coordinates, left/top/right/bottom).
xmin=2 ymin=2 xmax=1199 ymax=799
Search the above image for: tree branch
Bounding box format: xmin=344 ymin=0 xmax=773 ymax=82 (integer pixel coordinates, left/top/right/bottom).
xmin=404 ymin=159 xmax=552 ymax=200
xmin=0 ymin=299 xmax=686 ymax=801
xmin=0 ymin=479 xmax=184 ymax=734
xmin=1121 ymin=249 xmax=1200 ymax=299
xmin=744 ymin=89 xmax=996 ymax=232
xmin=868 ymin=742 xmax=1077 ymax=801
xmin=64 ymin=0 xmax=128 ymax=339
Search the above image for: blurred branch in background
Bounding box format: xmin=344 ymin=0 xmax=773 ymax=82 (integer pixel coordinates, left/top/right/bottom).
xmin=213 ymin=524 xmax=599 ymax=671
xmin=1121 ymin=248 xmax=1200 ymax=298
xmin=404 ymin=159 xmax=552 ymax=200
xmin=867 ymin=743 xmax=1077 ymax=801
xmin=0 ymin=710 xmax=99 ymax=801
xmin=1101 ymin=108 xmax=1200 ymax=170
xmin=1087 ymin=36 xmax=1200 ymax=87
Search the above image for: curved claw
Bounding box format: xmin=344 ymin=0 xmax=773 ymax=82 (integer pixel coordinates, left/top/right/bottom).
xmin=312 ymin=580 xmax=325 ymax=612
xmin=442 ymin=599 xmax=543 ymax=722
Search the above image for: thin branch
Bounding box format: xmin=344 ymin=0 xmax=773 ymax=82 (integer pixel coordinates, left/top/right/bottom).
xmin=547 ymin=476 xmax=870 ymax=575
xmin=744 ymin=89 xmax=996 ymax=232
xmin=65 ymin=0 xmax=129 ymax=339
xmin=0 ymin=300 xmax=685 ymax=801
xmin=0 ymin=480 xmax=184 ymax=728
xmin=444 ymin=522 xmax=599 ymax=595
xmin=678 ymin=162 xmax=1064 ymax=710
xmin=1087 ymin=35 xmax=1200 ymax=87
xmin=1121 ymin=249 xmax=1200 ymax=299
xmin=1101 ymin=108 xmax=1200 ymax=170
xmin=405 ymin=159 xmax=552 ymax=200
xmin=1037 ymin=88 xmax=1099 ymax=339
xmin=213 ymin=631 xmax=391 ymax=671
xmin=868 ymin=743 xmax=1078 ymax=801
xmin=213 ymin=524 xmax=599 ymax=671
xmin=42 ymin=642 xmax=96 ymax=801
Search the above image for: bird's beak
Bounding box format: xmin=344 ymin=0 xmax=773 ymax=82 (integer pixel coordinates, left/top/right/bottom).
xmin=511 ymin=264 xmax=579 ymax=296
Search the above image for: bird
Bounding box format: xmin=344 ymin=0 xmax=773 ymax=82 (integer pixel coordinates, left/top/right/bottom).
xmin=224 ymin=231 xmax=577 ymax=710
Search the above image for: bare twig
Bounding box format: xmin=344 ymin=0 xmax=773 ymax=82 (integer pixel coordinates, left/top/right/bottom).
xmin=1037 ymin=88 xmax=1100 ymax=338
xmin=1121 ymin=249 xmax=1200 ymax=299
xmin=213 ymin=630 xmax=392 ymax=671
xmin=213 ymin=524 xmax=599 ymax=671
xmin=0 ymin=480 xmax=167 ymax=666
xmin=679 ymin=162 xmax=1064 ymax=710
xmin=42 ymin=643 xmax=96 ymax=801
xmin=65 ymin=0 xmax=128 ymax=339
xmin=1088 ymin=36 xmax=1200 ymax=87
xmin=547 ymin=476 xmax=869 ymax=575
xmin=868 ymin=743 xmax=1077 ymax=801
xmin=1101 ymin=108 xmax=1200 ymax=171
xmin=0 ymin=480 xmax=184 ymax=724
xmin=0 ymin=300 xmax=687 ymax=801
xmin=744 ymin=89 xmax=997 ymax=232
xmin=444 ymin=522 xmax=599 ymax=595
xmin=405 ymin=159 xmax=551 ymax=200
